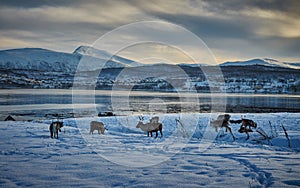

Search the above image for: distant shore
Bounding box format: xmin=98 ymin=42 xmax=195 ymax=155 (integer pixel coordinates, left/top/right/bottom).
xmin=2 ymin=106 xmax=299 ymax=122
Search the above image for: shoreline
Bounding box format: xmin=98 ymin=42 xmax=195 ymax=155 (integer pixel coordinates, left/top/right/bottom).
xmin=1 ymin=106 xmax=299 ymax=122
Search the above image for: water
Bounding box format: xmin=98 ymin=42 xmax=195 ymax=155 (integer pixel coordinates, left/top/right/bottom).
xmin=0 ymin=89 xmax=299 ymax=120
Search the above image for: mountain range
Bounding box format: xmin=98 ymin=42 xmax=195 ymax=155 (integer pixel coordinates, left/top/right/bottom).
xmin=221 ymin=58 xmax=300 ymax=69
xmin=0 ymin=46 xmax=299 ymax=93
xmin=0 ymin=46 xmax=299 ymax=71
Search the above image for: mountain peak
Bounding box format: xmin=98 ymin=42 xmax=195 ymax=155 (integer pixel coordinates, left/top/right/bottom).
xmin=263 ymin=58 xmax=279 ymax=63
xmin=220 ymin=58 xmax=300 ymax=69
xmin=73 ymin=46 xmax=112 ymax=59
xmin=3 ymin=47 xmax=55 ymax=53
xmin=73 ymin=45 xmax=143 ymax=67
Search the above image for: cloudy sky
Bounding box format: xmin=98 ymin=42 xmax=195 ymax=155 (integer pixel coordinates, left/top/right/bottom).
xmin=0 ymin=0 xmax=299 ymax=64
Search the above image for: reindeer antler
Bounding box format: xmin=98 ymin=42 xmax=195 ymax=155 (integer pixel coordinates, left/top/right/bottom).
xmin=138 ymin=115 xmax=144 ymax=121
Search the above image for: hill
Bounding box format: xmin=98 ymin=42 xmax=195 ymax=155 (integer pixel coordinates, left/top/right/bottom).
xmin=0 ymin=47 xmax=300 ymax=93
xmin=221 ymin=58 xmax=300 ymax=69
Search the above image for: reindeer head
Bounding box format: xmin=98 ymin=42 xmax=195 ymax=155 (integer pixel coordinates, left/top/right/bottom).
xmin=136 ymin=115 xmax=145 ymax=128
xmin=252 ymin=121 xmax=257 ymax=128
xmin=136 ymin=121 xmax=143 ymax=128
xmin=224 ymin=114 xmax=231 ymax=121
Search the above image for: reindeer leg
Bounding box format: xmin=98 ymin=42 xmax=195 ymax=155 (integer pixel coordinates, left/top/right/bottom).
xmin=227 ymin=126 xmax=236 ymax=140
xmin=50 ymin=124 xmax=53 ymax=138
xmin=155 ymin=131 xmax=158 ymax=138
xmin=245 ymin=131 xmax=250 ymax=140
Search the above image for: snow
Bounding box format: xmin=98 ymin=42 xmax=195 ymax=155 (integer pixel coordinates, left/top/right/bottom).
xmin=221 ymin=58 xmax=300 ymax=69
xmin=1 ymin=47 xmax=299 ymax=74
xmin=74 ymin=46 xmax=142 ymax=67
xmin=0 ymin=48 xmax=79 ymax=72
xmin=1 ymin=113 xmax=299 ymax=187
xmin=0 ymin=46 xmax=142 ymax=72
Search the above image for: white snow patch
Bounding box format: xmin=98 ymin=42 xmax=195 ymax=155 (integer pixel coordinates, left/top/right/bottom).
xmin=0 ymin=113 xmax=299 ymax=187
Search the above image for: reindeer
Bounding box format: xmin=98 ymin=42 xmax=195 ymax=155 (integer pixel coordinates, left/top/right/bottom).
xmin=136 ymin=116 xmax=163 ymax=138
xmin=49 ymin=121 xmax=63 ymax=139
xmin=211 ymin=114 xmax=236 ymax=140
xmin=90 ymin=121 xmax=105 ymax=134
xmin=48 ymin=113 xmax=64 ymax=139
xmin=230 ymin=119 xmax=257 ymax=140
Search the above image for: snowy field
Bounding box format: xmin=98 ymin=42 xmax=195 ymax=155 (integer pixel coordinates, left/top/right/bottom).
xmin=0 ymin=113 xmax=300 ymax=187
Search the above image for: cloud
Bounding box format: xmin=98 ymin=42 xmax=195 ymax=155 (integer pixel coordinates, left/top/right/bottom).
xmin=246 ymin=9 xmax=300 ymax=38
xmin=201 ymin=0 xmax=300 ymax=17
xmin=0 ymin=0 xmax=299 ymax=63
xmin=0 ymin=3 xmax=144 ymax=30
xmin=0 ymin=0 xmax=84 ymax=8
xmin=199 ymin=0 xmax=300 ymax=38
xmin=0 ymin=1 xmax=150 ymax=52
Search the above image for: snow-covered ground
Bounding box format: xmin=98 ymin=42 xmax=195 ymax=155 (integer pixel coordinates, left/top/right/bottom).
xmin=0 ymin=113 xmax=299 ymax=187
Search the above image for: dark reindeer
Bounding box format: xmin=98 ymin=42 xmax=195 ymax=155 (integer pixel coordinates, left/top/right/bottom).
xmin=47 ymin=113 xmax=64 ymax=139
xmin=230 ymin=119 xmax=257 ymax=140
xmin=49 ymin=121 xmax=63 ymax=139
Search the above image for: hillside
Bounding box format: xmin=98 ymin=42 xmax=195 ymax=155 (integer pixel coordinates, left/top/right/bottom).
xmin=0 ymin=47 xmax=300 ymax=93
xmin=0 ymin=46 xmax=139 ymax=72
xmin=221 ymin=58 xmax=300 ymax=69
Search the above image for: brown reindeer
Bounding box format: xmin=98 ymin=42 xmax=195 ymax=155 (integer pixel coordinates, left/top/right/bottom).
xmin=49 ymin=121 xmax=63 ymax=139
xmin=136 ymin=116 xmax=163 ymax=138
xmin=90 ymin=121 xmax=105 ymax=134
xmin=230 ymin=119 xmax=257 ymax=140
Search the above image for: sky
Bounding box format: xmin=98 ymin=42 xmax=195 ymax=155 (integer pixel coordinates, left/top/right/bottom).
xmin=0 ymin=0 xmax=299 ymax=64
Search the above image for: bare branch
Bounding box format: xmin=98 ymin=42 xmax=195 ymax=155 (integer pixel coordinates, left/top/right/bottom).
xmin=281 ymin=124 xmax=291 ymax=148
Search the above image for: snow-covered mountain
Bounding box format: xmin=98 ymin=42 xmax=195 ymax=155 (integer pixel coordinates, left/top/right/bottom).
xmin=0 ymin=46 xmax=142 ymax=72
xmin=73 ymin=46 xmax=142 ymax=67
xmin=178 ymin=63 xmax=209 ymax=67
xmin=1 ymin=46 xmax=299 ymax=72
xmin=1 ymin=47 xmax=300 ymax=93
xmin=0 ymin=48 xmax=80 ymax=72
xmin=221 ymin=58 xmax=300 ymax=69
